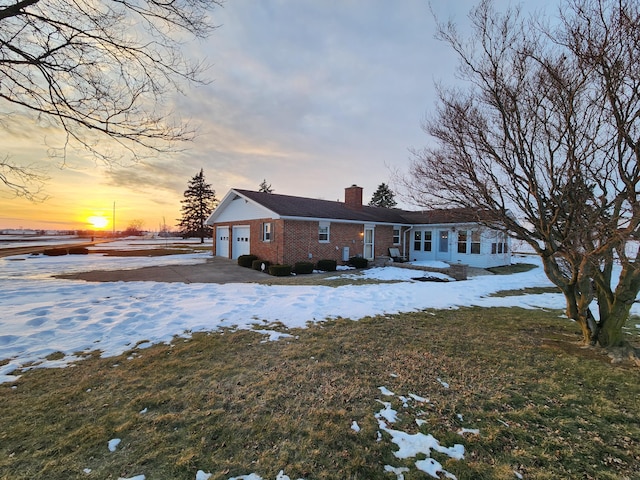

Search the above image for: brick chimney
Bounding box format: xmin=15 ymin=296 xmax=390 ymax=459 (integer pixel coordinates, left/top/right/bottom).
xmin=344 ymin=184 xmax=363 ymax=210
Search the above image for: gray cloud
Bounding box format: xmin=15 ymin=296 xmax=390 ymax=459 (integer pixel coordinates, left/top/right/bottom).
xmin=2 ymin=0 xmax=553 ymax=228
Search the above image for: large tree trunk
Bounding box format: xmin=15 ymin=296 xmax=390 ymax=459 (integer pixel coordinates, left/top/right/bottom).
xmin=565 ymin=296 xmax=594 ymax=345
xmin=596 ymin=306 xmax=628 ymax=347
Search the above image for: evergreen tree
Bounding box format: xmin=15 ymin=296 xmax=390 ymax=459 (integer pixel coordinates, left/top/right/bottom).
xmin=178 ymin=169 xmax=217 ymax=243
xmin=258 ymin=179 xmax=274 ymax=193
xmin=368 ymin=183 xmax=397 ymax=208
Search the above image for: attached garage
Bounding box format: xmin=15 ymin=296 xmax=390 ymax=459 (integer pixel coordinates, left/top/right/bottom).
xmin=216 ymin=226 xmax=229 ymax=258
xmin=232 ymin=225 xmax=250 ymax=259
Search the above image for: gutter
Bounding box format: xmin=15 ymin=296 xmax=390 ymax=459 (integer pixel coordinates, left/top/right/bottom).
xmin=403 ymin=226 xmax=414 ymax=260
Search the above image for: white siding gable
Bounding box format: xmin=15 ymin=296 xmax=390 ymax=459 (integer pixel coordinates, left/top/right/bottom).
xmin=213 ymin=194 xmax=275 ymax=223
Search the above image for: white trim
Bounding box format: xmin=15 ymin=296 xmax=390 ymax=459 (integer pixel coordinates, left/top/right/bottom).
xmin=318 ymin=221 xmax=330 ymax=243
xmin=279 ymin=215 xmax=411 ymax=226
xmin=206 ymin=190 xmax=281 ymax=225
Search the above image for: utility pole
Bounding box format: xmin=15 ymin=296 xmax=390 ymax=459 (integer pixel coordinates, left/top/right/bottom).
xmin=113 ymin=201 xmax=116 ymax=237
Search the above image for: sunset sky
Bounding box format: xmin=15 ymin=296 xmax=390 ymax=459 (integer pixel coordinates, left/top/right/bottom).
xmin=0 ymin=0 xmax=552 ymax=232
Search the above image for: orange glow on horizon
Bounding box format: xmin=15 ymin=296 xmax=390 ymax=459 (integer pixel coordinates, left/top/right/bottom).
xmin=87 ymin=216 xmax=109 ymax=229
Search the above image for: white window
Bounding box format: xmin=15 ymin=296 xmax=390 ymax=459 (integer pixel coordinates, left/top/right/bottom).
xmin=471 ymin=230 xmax=481 ymax=254
xmin=319 ymin=221 xmax=330 ymax=242
xmin=262 ymin=222 xmax=272 ymax=242
xmin=457 ymin=230 xmax=468 ymax=254
xmin=491 ymin=232 xmax=508 ymax=254
xmin=424 ymin=231 xmax=432 ymax=252
xmin=414 ymin=230 xmax=422 ymax=251
xmin=393 ymin=226 xmax=401 ymax=245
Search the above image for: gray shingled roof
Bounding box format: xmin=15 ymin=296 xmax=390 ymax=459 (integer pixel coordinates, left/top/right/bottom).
xmin=235 ymin=189 xmax=488 ymax=225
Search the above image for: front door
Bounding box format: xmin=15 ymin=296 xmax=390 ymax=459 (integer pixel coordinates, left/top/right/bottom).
xmin=363 ymin=227 xmax=374 ymax=260
xmin=437 ymin=230 xmax=450 ymax=261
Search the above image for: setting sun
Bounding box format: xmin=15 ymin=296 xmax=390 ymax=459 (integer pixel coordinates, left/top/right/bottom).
xmin=88 ymin=216 xmax=109 ymax=229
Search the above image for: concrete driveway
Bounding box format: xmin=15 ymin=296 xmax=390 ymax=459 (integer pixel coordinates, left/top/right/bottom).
xmin=56 ymin=257 xmax=268 ymax=284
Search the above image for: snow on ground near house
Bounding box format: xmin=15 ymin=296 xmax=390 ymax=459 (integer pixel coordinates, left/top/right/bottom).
xmin=329 ymin=260 xmax=452 ymax=282
xmin=1 ymin=246 xmax=639 ymax=480
xmin=0 ymin=234 xmax=81 ymax=248
xmin=87 ymin=237 xmax=212 ymax=250
xmin=0 ymin=234 xmax=210 ymax=250
xmin=2 ymin=251 xmax=640 ymax=383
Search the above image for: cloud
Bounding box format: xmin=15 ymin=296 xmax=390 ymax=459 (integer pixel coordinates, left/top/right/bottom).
xmin=1 ymin=0 xmax=556 ymax=229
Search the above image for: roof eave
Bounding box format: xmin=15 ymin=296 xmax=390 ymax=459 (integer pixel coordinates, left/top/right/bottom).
xmin=279 ymin=215 xmax=411 ymax=226
xmin=205 ymin=189 xmax=280 ymax=225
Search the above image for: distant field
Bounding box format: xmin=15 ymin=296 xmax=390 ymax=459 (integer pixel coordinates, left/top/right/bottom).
xmin=0 ymin=235 xmax=212 ymax=258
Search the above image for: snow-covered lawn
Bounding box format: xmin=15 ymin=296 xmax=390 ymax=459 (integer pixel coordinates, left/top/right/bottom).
xmin=0 ymin=251 xmax=568 ymax=380
xmin=1 ymin=242 xmax=638 ymax=480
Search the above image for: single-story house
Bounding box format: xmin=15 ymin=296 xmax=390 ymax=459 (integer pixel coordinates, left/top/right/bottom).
xmin=205 ymin=185 xmax=511 ymax=268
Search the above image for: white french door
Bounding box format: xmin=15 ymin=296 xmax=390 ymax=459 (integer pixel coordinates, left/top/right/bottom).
xmin=364 ymin=226 xmax=374 ymax=260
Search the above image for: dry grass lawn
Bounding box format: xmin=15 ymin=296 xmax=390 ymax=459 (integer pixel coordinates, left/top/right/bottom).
xmin=1 ymin=305 xmax=639 ymax=480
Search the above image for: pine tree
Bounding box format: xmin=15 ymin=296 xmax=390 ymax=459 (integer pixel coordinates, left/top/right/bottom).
xmin=368 ymin=183 xmax=397 ymax=208
xmin=258 ymin=179 xmax=274 ymax=193
xmin=178 ymin=169 xmax=217 ymax=243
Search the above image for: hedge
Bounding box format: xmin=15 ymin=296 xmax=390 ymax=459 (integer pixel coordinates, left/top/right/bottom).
xmin=293 ymin=262 xmax=314 ymax=274
xmin=68 ymin=247 xmax=89 ymax=255
xmin=252 ymin=259 xmax=271 ymax=272
xmin=237 ymin=254 xmax=258 ymax=268
xmin=348 ymin=256 xmax=368 ymax=269
xmin=316 ymin=259 xmax=337 ymax=272
xmin=268 ymin=264 xmax=292 ymax=277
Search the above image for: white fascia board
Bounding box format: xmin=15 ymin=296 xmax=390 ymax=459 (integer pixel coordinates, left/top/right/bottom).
xmin=205 ymin=189 xmax=280 ymax=225
xmin=413 ymin=222 xmax=484 ymax=229
xmin=281 ymin=215 xmax=411 ymax=226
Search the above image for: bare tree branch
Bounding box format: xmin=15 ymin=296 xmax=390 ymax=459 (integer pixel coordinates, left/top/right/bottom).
xmin=0 ymin=0 xmax=222 ymax=196
xmin=0 ymin=155 xmax=49 ymax=201
xmin=407 ymin=0 xmax=640 ymax=348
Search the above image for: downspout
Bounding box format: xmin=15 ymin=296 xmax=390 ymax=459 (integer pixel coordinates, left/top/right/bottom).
xmin=403 ymin=226 xmax=414 ymax=260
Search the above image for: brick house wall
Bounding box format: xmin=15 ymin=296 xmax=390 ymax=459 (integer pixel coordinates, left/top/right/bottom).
xmin=373 ymin=224 xmax=397 ymax=258
xmin=213 ymin=218 xmax=399 ymax=266
xmin=281 ymin=220 xmax=362 ymax=265
xmin=251 ymin=218 xmax=285 ymax=263
xmin=279 ymin=220 xmax=398 ymax=265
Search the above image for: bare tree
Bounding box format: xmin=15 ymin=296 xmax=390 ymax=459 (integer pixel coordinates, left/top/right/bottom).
xmin=407 ymin=0 xmax=640 ymax=349
xmin=124 ymin=219 xmax=145 ymax=236
xmin=0 ymin=0 xmax=222 ymax=196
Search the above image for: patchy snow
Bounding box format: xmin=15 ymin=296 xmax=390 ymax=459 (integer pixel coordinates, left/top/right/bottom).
xmin=378 ymin=386 xmax=395 ymax=396
xmin=1 ymin=243 xmax=639 ymax=478
xmin=328 ymin=263 xmax=453 ymax=282
xmin=437 ymin=378 xmax=450 ymax=389
xmin=376 ymin=386 xmax=467 ymax=479
xmin=0 ymin=252 xmax=579 ymax=383
xmin=108 ymin=438 xmax=121 ymax=452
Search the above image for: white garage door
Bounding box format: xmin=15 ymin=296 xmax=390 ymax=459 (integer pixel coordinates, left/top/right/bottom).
xmin=232 ymin=226 xmax=250 ymax=259
xmin=216 ymin=226 xmax=229 ymax=258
